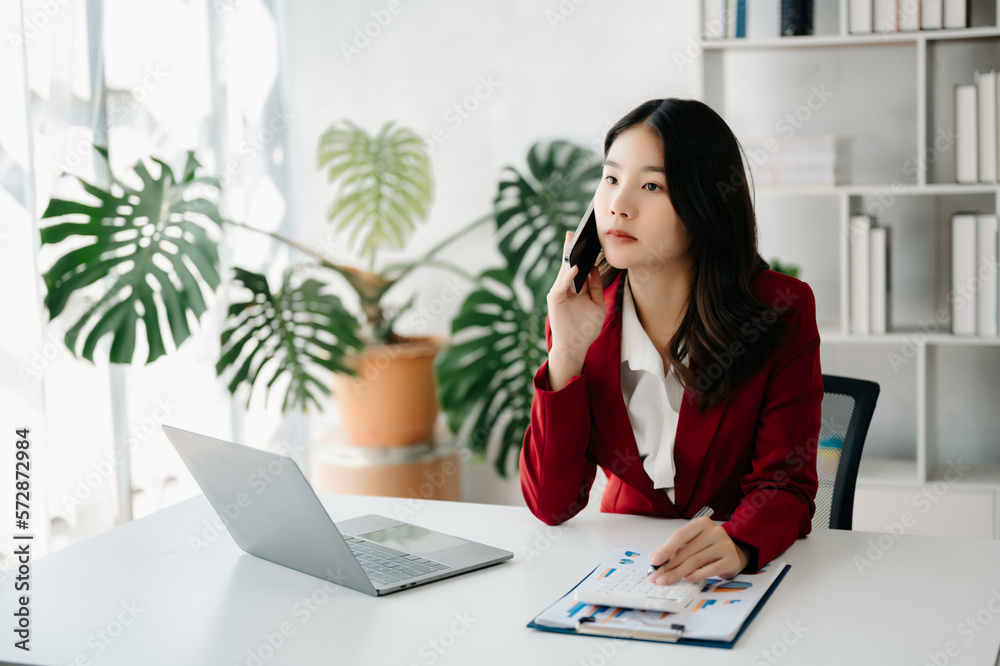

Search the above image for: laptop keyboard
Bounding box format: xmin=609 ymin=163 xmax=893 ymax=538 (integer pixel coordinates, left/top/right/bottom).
xmin=343 ymin=536 xmax=448 ymax=586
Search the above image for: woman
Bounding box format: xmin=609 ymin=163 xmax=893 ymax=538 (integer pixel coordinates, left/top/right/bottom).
xmin=519 ymin=98 xmax=822 ymax=585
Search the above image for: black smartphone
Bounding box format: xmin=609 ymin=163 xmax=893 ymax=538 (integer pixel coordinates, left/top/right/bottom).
xmin=565 ymin=199 xmax=602 ymax=294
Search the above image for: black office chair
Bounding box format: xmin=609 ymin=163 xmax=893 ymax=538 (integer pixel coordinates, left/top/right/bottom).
xmin=814 ymin=374 xmax=880 ymax=531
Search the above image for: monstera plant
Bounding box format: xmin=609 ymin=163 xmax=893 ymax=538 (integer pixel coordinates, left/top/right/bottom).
xmin=39 ymin=122 xmax=483 ymax=415
xmin=39 ymin=129 xmax=601 ymax=476
xmin=435 ymin=141 xmax=602 ymax=476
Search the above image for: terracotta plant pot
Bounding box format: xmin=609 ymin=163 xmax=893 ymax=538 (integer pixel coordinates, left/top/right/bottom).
xmin=330 ymin=335 xmax=446 ymax=447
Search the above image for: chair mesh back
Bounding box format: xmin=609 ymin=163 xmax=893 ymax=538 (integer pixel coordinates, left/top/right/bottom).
xmin=815 ymin=392 xmax=855 ymax=530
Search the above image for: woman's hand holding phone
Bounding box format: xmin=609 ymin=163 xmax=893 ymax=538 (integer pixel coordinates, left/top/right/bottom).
xmin=545 ymin=230 xmax=606 ymax=390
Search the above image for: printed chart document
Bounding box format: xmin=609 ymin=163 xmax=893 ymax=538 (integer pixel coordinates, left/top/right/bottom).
xmin=528 ymin=548 xmax=790 ymax=648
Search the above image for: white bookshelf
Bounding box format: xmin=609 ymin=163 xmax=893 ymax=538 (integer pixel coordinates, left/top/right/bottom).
xmin=700 ymin=0 xmax=1000 ymax=539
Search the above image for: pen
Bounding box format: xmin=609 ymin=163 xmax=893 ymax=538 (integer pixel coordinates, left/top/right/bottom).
xmin=647 ymin=505 xmax=715 ymax=577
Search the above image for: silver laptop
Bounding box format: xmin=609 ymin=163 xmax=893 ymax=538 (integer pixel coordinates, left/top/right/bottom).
xmin=163 ymin=425 xmax=512 ymax=596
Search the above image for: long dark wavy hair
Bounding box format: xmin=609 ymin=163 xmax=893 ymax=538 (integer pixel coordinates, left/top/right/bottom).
xmin=595 ymin=98 xmax=790 ymax=411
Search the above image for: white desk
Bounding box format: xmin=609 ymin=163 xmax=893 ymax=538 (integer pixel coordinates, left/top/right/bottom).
xmin=2 ymin=494 xmax=1000 ymax=665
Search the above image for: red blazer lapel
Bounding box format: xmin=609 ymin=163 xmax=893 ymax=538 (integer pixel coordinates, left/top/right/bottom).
xmin=673 ymin=375 xmax=729 ymax=516
xmin=587 ymin=270 xmax=730 ymax=518
xmin=586 ymin=272 xmax=676 ymax=516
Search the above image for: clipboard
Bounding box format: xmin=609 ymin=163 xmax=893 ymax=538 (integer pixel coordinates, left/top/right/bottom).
xmin=527 ymin=552 xmax=791 ymax=649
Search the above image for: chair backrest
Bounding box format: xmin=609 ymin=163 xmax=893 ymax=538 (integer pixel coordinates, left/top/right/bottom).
xmin=814 ymin=374 xmax=880 ymax=530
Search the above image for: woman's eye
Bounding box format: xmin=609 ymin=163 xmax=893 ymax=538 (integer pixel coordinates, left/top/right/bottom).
xmin=643 ymin=183 xmax=662 ymax=192
xmin=604 ymin=175 xmax=617 ymax=185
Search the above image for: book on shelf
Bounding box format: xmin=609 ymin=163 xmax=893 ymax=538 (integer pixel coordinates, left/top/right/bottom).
xmin=852 ymin=0 xmax=967 ymax=32
xmin=978 ymin=71 xmax=998 ymax=184
xmin=870 ymin=226 xmax=891 ymax=334
xmin=703 ymin=0 xmax=726 ymax=39
xmin=955 ymin=83 xmax=978 ymax=183
xmin=899 ymin=0 xmax=920 ymax=31
xmin=977 ymin=214 xmax=999 ymax=337
xmin=850 ymin=215 xmax=872 ymax=334
xmin=849 ymin=215 xmax=892 ymax=335
xmin=952 ymin=213 xmax=978 ymax=335
xmin=708 ymin=0 xmax=747 ymax=40
xmin=921 ymin=0 xmax=943 ymax=29
xmin=781 ymin=0 xmax=813 ymax=36
xmin=873 ymin=0 xmax=898 ymax=33
xmin=942 ymin=0 xmax=968 ymax=28
xmin=747 ymin=0 xmax=781 ymax=39
xmin=850 ymin=0 xmax=873 ymax=33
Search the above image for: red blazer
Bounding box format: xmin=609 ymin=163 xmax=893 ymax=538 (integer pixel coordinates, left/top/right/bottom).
xmin=519 ymin=268 xmax=822 ymax=569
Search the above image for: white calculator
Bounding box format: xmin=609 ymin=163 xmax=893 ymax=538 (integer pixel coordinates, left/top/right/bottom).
xmin=573 ymin=567 xmax=704 ymax=613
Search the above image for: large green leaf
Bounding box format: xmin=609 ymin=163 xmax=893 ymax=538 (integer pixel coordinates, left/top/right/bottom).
xmin=39 ymin=147 xmax=222 ymax=364
xmin=317 ymin=120 xmax=433 ymax=265
xmin=217 ymin=268 xmax=365 ymax=413
xmin=494 ymin=140 xmax=602 ymax=301
xmin=435 ymin=267 xmax=547 ymax=477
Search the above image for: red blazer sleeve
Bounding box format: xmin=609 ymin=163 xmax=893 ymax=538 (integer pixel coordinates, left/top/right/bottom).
xmin=519 ymin=315 xmax=598 ymax=525
xmin=722 ymin=280 xmax=822 ymax=569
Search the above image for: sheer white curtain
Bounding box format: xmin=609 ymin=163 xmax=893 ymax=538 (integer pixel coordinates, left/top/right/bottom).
xmin=0 ymin=0 xmax=298 ymax=560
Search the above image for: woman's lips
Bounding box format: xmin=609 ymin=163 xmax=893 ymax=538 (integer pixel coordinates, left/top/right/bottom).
xmin=607 ymin=230 xmax=637 ymax=242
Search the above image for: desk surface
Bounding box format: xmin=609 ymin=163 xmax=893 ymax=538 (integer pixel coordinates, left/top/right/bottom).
xmin=2 ymin=494 xmax=1000 ymax=665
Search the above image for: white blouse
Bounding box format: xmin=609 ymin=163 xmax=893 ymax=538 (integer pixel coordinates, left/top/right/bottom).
xmin=619 ymin=275 xmax=685 ymax=504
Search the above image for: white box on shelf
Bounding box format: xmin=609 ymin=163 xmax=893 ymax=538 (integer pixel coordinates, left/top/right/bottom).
xmin=850 ymin=215 xmax=872 ymax=334
xmin=870 ymin=226 xmax=891 ymax=334
xmin=955 ymin=83 xmax=978 ymax=183
xmin=952 ymin=213 xmax=978 ymax=335
xmin=977 ymin=214 xmax=999 ymax=337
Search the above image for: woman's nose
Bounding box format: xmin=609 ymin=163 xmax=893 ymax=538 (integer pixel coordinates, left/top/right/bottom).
xmin=609 ymin=191 xmax=632 ymax=219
